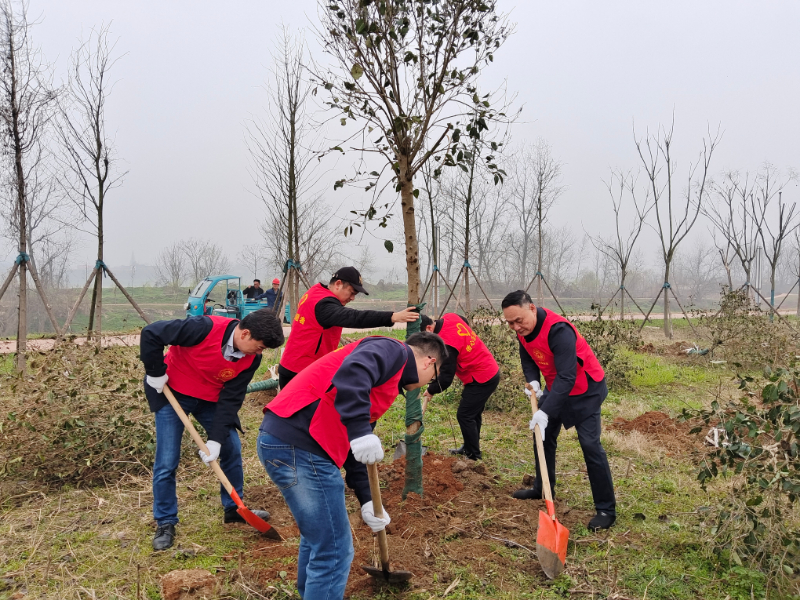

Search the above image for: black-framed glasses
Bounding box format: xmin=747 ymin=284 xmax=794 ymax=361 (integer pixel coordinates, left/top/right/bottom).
xmin=429 ymin=358 xmax=438 ymax=385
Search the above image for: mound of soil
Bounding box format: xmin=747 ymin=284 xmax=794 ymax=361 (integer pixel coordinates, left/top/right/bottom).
xmin=239 ymin=453 xmax=593 ymax=597
xmin=610 ymin=411 xmax=703 ymax=454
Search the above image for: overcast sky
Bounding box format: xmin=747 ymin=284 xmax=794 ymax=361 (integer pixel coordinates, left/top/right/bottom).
xmin=3 ymin=0 xmax=799 ymax=281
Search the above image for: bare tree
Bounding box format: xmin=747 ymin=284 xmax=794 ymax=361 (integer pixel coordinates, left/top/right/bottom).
xmin=673 ymin=241 xmax=721 ymax=305
xmin=704 ymin=170 xmax=766 ymax=296
xmin=57 ymin=24 xmax=135 ymax=341
xmin=182 ymin=239 xmax=231 ymax=285
xmin=238 ymin=243 xmax=268 ymax=282
xmin=260 ymin=195 xmax=341 ymax=285
xmin=755 ymin=166 xmax=799 ymax=317
xmin=0 ymin=0 xmax=60 ymax=370
xmin=247 ymin=28 xmax=322 ymax=320
xmin=155 ymin=242 xmax=188 ymax=291
xmin=508 ymin=140 xmax=564 ymax=300
xmin=635 ymin=120 xmax=720 ymax=338
xmin=711 ymin=230 xmax=735 ymax=291
xmin=590 ymin=170 xmax=652 ymax=318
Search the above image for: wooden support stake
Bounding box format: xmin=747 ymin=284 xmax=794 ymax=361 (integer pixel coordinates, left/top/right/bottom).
xmin=26 ymin=257 xmax=61 ymax=336
xmin=104 ymin=266 xmax=151 ymax=324
xmin=668 ymin=287 xmax=701 ymax=338
xmin=468 ymin=266 xmax=495 ymax=311
xmin=638 ymin=288 xmax=664 ymax=333
xmin=0 ymin=263 xmax=19 ymax=304
xmin=60 ymin=269 xmax=99 ymax=338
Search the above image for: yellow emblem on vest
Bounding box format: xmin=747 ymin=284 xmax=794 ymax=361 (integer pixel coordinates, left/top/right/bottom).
xmin=217 ymin=368 xmax=236 ymax=381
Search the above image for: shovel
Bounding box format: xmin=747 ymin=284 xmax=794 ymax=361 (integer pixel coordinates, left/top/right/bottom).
xmin=360 ymin=463 xmax=413 ymax=583
xmin=528 ymin=386 xmax=569 ymax=578
xmin=162 ymin=384 xmax=283 ymax=540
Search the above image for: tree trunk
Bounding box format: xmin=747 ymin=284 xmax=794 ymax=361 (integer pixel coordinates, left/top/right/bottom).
xmin=770 ymin=270 xmax=776 ymax=323
xmin=620 ymin=272 xmax=625 ymax=320
xmin=16 ymin=261 xmax=27 ymax=371
xmin=399 ymin=154 xmax=421 ymax=305
xmin=537 ymin=193 xmax=543 ymax=306
xmin=663 ymin=264 xmax=672 ymax=339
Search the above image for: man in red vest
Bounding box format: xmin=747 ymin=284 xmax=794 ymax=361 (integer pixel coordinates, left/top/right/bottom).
xmin=258 ymin=332 xmax=446 ymax=599
xmin=420 ymin=313 xmax=500 ymax=460
xmin=278 ymin=266 xmax=420 ymax=388
xmin=140 ymin=309 xmax=285 ymax=551
xmin=501 ymin=290 xmax=616 ymax=531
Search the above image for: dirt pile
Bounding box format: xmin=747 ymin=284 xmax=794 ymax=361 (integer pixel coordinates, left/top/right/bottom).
xmin=240 ymin=453 xmax=592 ymax=597
xmin=610 ymin=411 xmax=703 ymax=454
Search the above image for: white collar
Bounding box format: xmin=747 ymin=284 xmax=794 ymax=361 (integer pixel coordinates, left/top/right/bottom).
xmin=223 ymin=328 xmax=245 ymax=361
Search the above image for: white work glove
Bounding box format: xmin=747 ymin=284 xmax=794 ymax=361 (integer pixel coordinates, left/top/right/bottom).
xmin=360 ymin=500 xmax=391 ymax=532
xmin=350 ymin=434 xmax=384 ymax=464
xmin=146 ymin=373 xmax=169 ymax=394
xmin=198 ymin=440 xmax=221 ymax=465
xmin=529 ymin=410 xmax=549 ymax=440
xmin=524 ymin=381 xmax=543 ymax=399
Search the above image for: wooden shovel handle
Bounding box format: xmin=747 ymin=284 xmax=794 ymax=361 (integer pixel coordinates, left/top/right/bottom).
xmin=526 ymin=383 xmax=556 ymax=515
xmin=366 ymin=462 xmax=391 ymax=570
xmin=162 ymin=384 xmax=236 ymax=500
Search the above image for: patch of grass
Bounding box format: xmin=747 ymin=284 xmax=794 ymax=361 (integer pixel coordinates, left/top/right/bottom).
xmin=0 ymin=340 xmax=793 ymax=599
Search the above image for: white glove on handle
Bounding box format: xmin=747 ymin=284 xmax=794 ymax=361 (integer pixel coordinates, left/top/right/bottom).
xmin=361 ymin=500 xmax=391 ymax=532
xmin=146 ymin=373 xmax=169 ymax=394
xmin=529 ymin=409 xmax=549 ymax=440
xmin=199 ymin=440 xmax=221 ymax=465
xmin=524 ymin=380 xmax=543 ymax=399
xmin=350 ymin=434 xmax=384 ymax=464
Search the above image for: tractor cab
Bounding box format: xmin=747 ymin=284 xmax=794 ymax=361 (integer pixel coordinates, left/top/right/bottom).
xmin=185 ymin=275 xmax=245 ymax=319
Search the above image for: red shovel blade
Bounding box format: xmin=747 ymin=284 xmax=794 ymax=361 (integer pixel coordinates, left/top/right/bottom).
xmin=229 ymin=489 xmax=283 ymax=540
xmin=536 ymin=505 xmax=569 ymax=579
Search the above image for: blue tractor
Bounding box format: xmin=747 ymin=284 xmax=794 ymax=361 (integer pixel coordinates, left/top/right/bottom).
xmin=185 ymin=275 xmax=289 ymax=321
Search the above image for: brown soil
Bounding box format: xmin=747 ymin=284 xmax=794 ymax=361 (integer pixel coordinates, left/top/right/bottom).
xmin=610 ymin=411 xmax=705 ymax=454
xmin=238 ymin=453 xmax=593 ymax=597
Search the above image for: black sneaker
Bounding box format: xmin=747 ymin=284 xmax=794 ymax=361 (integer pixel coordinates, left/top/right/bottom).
xmin=224 ymin=508 xmax=271 ymax=524
xmin=449 ymin=446 xmax=467 ymax=456
xmin=512 ymin=487 xmax=542 ymax=500
xmin=588 ymin=511 xmax=616 ymax=531
xmin=153 ymin=524 xmax=175 ymax=551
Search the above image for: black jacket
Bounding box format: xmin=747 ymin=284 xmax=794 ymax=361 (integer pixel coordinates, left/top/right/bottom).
xmin=519 ymin=307 xmax=607 ymax=428
xmin=140 ymin=316 xmax=262 ymax=443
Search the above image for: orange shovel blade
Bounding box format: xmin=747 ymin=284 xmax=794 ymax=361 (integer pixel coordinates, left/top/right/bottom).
xmin=536 ymin=510 xmax=569 ymax=579
xmin=229 ymin=489 xmax=283 ymax=540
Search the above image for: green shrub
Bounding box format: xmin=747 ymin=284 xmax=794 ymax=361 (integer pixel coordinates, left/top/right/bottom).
xmin=684 ymin=364 xmax=800 ymax=591
xmin=698 ymin=290 xmax=798 ymax=369
xmin=0 ymin=345 xmax=155 ymax=485
xmin=573 ymin=315 xmax=640 ymax=390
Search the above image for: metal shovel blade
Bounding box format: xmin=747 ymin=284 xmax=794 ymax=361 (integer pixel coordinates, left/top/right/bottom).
xmin=230 ymin=489 xmax=283 ymax=540
xmin=392 ymin=440 xmax=428 ymax=460
xmin=536 ymin=509 xmax=569 ymax=579
xmin=361 ymin=564 xmax=414 ymax=583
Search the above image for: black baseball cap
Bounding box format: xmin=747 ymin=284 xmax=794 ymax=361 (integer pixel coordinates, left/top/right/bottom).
xmin=331 ymin=266 xmax=369 ymax=295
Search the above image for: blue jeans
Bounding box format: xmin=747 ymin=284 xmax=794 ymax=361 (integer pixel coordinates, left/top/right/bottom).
xmin=257 ymin=433 xmax=353 ymax=600
xmin=153 ymin=397 xmax=243 ymax=525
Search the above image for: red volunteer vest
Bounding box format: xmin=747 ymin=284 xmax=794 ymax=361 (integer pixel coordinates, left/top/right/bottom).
xmin=437 ymin=313 xmax=498 ymax=385
xmin=165 ymin=316 xmax=256 ymax=401
xmin=266 ymin=336 xmax=407 ymax=467
xmin=280 ymin=283 xmax=344 ymax=373
xmin=518 ymin=308 xmax=604 ymax=396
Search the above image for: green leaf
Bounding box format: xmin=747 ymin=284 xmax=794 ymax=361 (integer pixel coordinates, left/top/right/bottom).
xmin=384 ymin=240 xmax=394 ymax=253
xmin=412 ymin=189 xmax=419 ymax=198
xmin=351 ymin=63 xmax=364 ymax=80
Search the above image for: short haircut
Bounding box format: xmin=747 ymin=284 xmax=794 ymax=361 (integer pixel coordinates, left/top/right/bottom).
xmin=254 ymin=279 xmax=261 ymax=284
xmin=239 ymin=309 xmax=285 ymax=348
xmin=406 ymin=331 xmax=447 ymax=364
xmin=419 ymin=314 xmax=434 ymax=330
xmin=501 ymin=290 xmax=533 ymax=309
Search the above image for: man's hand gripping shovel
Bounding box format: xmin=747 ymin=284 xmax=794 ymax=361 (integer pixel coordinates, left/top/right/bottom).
xmin=526 ymin=383 xmax=569 ymax=578
xmin=162 ymin=384 xmax=283 ymax=540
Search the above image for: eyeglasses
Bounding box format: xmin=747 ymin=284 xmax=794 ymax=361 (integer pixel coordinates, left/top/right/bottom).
xmin=428 ymin=358 xmax=438 ymax=385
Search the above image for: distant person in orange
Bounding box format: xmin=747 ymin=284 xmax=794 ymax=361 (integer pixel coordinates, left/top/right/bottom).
xmin=277 ymin=267 xmax=420 ymax=388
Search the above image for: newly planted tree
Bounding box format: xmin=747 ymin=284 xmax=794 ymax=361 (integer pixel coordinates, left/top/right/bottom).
xmin=635 ymin=120 xmax=719 ymax=338
xmin=316 ymin=0 xmax=511 ymax=495
xmin=0 ymin=0 xmax=59 ymax=371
